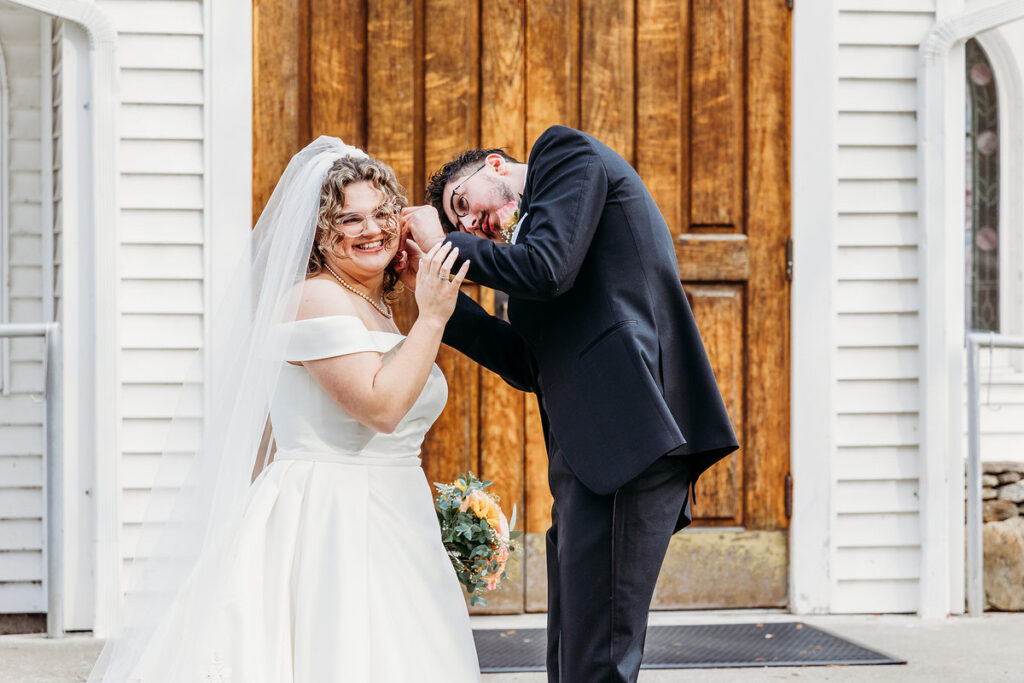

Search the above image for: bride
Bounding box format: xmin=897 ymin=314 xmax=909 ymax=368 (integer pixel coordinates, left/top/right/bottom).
xmin=87 ymin=138 xmax=480 ymax=682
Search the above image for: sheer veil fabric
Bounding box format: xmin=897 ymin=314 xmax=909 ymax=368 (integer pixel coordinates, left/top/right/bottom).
xmin=88 ymin=137 xmax=368 ymax=682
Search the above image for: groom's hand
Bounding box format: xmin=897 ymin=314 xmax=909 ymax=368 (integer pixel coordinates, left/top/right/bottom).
xmin=400 ymin=205 xmax=446 ymax=252
xmin=394 ymin=238 xmax=426 ymax=292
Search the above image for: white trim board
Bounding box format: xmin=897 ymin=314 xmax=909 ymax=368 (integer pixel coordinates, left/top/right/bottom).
xmin=3 ymin=0 xmax=119 ymax=634
xmin=790 ymin=0 xmax=838 ymax=615
xmin=206 ymin=0 xmax=253 ymax=399
xmin=917 ymin=0 xmax=1024 ymax=619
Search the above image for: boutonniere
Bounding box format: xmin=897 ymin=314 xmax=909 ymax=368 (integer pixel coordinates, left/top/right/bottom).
xmin=495 ymin=194 xmax=523 ymax=244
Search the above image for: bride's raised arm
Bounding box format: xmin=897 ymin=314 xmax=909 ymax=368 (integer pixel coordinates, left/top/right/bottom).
xmin=297 ymin=241 xmax=469 ymax=433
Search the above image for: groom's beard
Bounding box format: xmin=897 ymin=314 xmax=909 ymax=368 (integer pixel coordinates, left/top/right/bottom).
xmin=484 ymin=176 xmax=517 ymax=208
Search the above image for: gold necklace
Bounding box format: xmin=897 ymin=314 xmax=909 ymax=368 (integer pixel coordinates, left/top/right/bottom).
xmin=322 ymin=263 xmax=393 ymax=319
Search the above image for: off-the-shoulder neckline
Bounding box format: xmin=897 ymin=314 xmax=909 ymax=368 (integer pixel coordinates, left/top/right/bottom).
xmin=287 ymin=314 xmax=404 ymax=337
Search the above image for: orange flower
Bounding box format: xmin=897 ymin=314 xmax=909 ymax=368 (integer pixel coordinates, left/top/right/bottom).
xmin=460 ymin=489 xmax=503 ymax=531
xmin=494 ymin=511 xmax=510 ymax=543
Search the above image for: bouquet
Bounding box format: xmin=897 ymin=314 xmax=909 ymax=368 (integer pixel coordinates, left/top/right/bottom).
xmin=434 ymin=472 xmax=522 ymax=605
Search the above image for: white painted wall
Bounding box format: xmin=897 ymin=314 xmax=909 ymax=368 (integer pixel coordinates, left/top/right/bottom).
xmin=0 ymin=2 xmax=47 ymax=614
xmin=91 ymin=0 xmax=208 ymax=592
xmin=829 ymin=0 xmax=939 ymax=614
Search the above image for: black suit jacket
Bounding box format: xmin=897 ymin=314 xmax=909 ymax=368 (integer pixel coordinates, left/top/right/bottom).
xmin=443 ymin=125 xmax=738 ymax=495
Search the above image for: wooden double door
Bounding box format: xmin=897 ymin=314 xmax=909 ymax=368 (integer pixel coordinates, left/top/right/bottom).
xmin=254 ymin=0 xmax=791 ymax=612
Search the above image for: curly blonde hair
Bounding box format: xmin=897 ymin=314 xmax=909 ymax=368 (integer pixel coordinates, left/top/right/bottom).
xmin=309 ymin=155 xmax=408 ymax=304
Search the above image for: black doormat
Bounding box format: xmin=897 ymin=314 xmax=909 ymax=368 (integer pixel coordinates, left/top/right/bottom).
xmin=474 ymin=622 xmax=905 ymax=672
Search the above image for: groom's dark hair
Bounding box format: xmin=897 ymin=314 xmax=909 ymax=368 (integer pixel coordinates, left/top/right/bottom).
xmin=426 ymin=148 xmax=521 ymax=233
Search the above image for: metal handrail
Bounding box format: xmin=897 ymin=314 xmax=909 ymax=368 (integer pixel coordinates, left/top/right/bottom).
xmin=0 ymin=322 xmax=63 ymax=637
xmin=965 ymin=331 xmax=1024 ymax=617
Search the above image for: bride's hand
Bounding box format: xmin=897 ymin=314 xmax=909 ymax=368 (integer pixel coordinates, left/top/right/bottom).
xmin=414 ymin=241 xmax=470 ymax=324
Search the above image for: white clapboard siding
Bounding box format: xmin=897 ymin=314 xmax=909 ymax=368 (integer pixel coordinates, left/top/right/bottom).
xmin=121 ymin=209 xmax=204 ymax=244
xmin=836 ymin=215 xmax=918 ymax=248
xmin=832 ymin=1 xmax=935 ymax=614
xmin=837 ymin=282 xmax=919 ymax=314
xmin=967 ymin=362 xmax=1024 ymax=463
xmin=837 ymin=147 xmax=917 ymax=179
xmin=94 ymin=0 xmax=207 ymax=572
xmin=838 ymin=380 xmax=919 ymax=414
xmin=837 ymin=313 xmax=920 ymax=347
xmin=832 ymin=580 xmax=920 ymax=614
xmin=121 ymin=280 xmax=205 ymax=314
xmin=120 ymin=384 xmax=204 ymax=420
xmin=0 ymin=5 xmax=46 ymax=614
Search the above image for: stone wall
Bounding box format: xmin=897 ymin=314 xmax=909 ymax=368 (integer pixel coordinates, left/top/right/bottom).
xmin=982 ymin=462 xmax=1024 ymax=611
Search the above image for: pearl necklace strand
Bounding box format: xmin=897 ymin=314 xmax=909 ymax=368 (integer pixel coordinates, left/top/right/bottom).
xmin=322 ymin=262 xmax=393 ymax=319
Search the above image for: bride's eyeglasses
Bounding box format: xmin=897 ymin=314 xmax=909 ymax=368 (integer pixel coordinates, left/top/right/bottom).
xmin=334 ymin=203 xmax=401 ymax=238
xmin=449 ymin=163 xmax=487 ymax=221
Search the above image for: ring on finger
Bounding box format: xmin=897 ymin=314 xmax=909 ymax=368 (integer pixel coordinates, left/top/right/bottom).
xmin=438 ymin=273 xmax=454 ymax=282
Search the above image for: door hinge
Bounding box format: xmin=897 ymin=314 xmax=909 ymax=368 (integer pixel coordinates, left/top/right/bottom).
xmin=786 ymin=0 xmax=793 ymax=9
xmin=785 ymin=237 xmax=793 ymax=281
xmin=784 ymin=473 xmax=793 ymax=519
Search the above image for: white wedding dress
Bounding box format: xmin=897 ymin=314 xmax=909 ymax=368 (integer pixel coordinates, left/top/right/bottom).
xmin=125 ymin=314 xmax=482 ymax=682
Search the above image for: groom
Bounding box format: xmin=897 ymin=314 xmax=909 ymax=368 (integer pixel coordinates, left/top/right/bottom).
xmin=403 ymin=125 xmax=737 ymax=682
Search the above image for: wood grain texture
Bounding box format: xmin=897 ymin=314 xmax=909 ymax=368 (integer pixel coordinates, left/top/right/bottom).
xmin=367 ymin=0 xmax=417 ymax=192
xmin=522 ymin=0 xmax=573 ymax=538
xmin=689 ymin=0 xmax=743 ymax=228
xmin=309 ymin=0 xmax=365 ymax=145
xmin=476 ymin=293 xmax=526 ymax=614
xmin=419 ymin=0 xmax=480 ymax=500
xmin=743 ymin=0 xmax=791 ymax=531
xmin=525 ymin=0 xmax=579 ymax=145
xmin=636 ymin=0 xmax=687 ymax=233
xmin=481 ymin=0 xmax=525 ymax=154
xmin=685 ymin=284 xmax=744 ymax=524
xmin=424 ymin=0 xmax=478 ymax=168
xmin=580 ymin=0 xmax=634 ymax=162
xmin=479 ymin=0 xmax=527 ymax=583
xmin=676 ymin=234 xmax=750 ymax=281
xmin=252 ymin=0 xmax=306 ymax=219
xmin=524 ymin=393 xmax=551 ymax=534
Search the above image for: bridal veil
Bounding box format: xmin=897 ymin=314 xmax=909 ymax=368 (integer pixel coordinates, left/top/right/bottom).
xmin=87 ymin=137 xmax=367 ymax=681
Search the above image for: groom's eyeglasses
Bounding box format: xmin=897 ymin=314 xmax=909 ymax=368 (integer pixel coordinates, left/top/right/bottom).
xmin=334 ymin=204 xmax=400 ymax=238
xmin=449 ymin=163 xmax=487 ymax=222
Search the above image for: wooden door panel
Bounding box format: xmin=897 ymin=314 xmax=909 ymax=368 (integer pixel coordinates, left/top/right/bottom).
xmin=254 ymin=0 xmax=791 ymax=613
xmin=581 ymin=1 xmax=634 ymax=160
xmin=676 ymin=235 xmax=751 ymax=281
xmin=252 ymin=0 xmax=306 ymax=219
xmin=367 ymin=0 xmax=417 ymax=195
xmin=637 ymin=0 xmax=687 ymax=232
xmin=685 ymin=284 xmax=745 ymax=524
xmin=525 ymin=0 xmax=579 ymax=142
xmin=690 ymin=0 xmax=744 ymax=228
xmin=743 ymin=0 xmax=792 ymax=531
xmin=309 ymin=0 xmax=365 ymax=147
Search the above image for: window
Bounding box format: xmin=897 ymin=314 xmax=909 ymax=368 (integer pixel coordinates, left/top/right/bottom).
xmin=965 ymin=38 xmax=1000 ymax=332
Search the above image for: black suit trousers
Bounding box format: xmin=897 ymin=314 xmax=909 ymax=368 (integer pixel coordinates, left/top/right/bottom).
xmin=545 ymin=447 xmax=691 ymax=683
